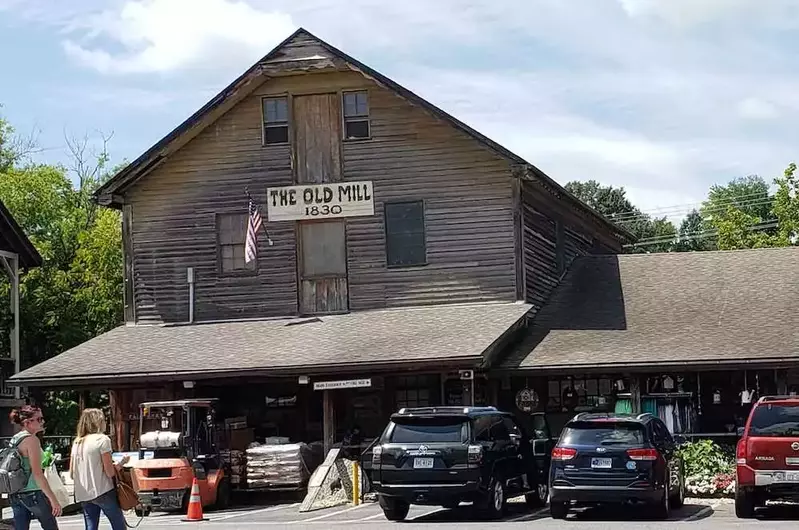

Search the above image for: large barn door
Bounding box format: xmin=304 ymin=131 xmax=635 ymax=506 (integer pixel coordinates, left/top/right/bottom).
xmin=293 ymin=94 xmax=348 ymax=315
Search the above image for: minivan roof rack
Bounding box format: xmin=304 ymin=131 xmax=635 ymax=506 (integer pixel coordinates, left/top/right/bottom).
xmin=395 ymin=406 xmax=498 ymax=416
xmin=758 ymin=395 xmax=799 ymax=403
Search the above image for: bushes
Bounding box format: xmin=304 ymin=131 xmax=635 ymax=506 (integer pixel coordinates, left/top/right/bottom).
xmin=677 ymin=439 xmax=735 ymax=497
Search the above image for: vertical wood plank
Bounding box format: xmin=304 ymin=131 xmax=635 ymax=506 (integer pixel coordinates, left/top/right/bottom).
xmin=122 ymin=205 xmax=136 ymax=323
xmin=323 ymin=389 xmax=335 ymax=456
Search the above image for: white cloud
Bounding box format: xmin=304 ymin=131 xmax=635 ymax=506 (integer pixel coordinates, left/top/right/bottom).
xmin=62 ymin=0 xmax=295 ymax=74
xmin=4 ymin=0 xmax=799 ymax=220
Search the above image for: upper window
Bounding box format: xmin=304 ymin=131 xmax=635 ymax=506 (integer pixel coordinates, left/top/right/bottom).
xmin=217 ymin=213 xmax=256 ymax=274
xmin=262 ymin=96 xmax=289 ymax=145
xmin=385 ymin=201 xmax=426 ymax=267
xmin=342 ymin=91 xmax=370 ymax=140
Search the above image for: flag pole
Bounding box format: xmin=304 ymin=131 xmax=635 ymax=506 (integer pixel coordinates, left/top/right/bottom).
xmin=245 ymin=187 xmax=273 ymax=246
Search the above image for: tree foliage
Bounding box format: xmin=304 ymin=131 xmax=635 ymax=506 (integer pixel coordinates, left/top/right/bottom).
xmin=565 ymin=180 xmax=677 ymax=253
xmin=0 ymin=115 xmax=122 ymax=434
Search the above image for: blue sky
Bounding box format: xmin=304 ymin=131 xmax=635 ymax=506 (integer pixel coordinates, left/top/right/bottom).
xmin=1 ymin=0 xmax=798 ymax=225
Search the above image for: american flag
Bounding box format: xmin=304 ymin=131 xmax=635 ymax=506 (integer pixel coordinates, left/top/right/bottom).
xmin=245 ymin=196 xmax=263 ymax=264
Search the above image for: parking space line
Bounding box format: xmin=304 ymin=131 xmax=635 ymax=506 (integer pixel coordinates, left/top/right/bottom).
xmin=358 ymin=511 xmax=387 ymax=521
xmin=211 ymin=502 xmax=300 ymax=521
xmin=508 ymin=507 xmax=548 ymax=522
xmin=298 ymin=504 xmax=366 ymax=523
xmin=408 ymin=507 xmax=446 ymax=520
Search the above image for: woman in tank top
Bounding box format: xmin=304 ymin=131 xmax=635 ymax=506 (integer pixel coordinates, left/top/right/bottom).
xmin=8 ymin=405 xmax=62 ymax=530
xmin=70 ymin=408 xmax=130 ymax=530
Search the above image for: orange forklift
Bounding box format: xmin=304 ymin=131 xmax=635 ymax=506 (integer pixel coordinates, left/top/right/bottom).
xmin=131 ymin=399 xmax=231 ymax=516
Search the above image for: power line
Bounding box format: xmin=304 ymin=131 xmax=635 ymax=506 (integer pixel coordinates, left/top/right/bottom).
xmin=624 ymin=220 xmax=779 ymax=248
xmin=607 ymin=189 xmax=772 ymax=218
xmin=610 ymin=195 xmax=773 ymax=224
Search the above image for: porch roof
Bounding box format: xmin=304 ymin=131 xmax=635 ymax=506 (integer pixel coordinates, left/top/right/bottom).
xmin=502 ymin=247 xmax=799 ymax=371
xmin=11 ymin=301 xmax=531 ymax=387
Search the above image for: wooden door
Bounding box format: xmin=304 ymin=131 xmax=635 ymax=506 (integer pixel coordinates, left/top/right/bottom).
xmin=293 ymin=94 xmax=348 ymax=314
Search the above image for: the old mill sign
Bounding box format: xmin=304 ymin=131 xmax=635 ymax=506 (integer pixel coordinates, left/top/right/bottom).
xmin=267 ymin=181 xmax=374 ymax=222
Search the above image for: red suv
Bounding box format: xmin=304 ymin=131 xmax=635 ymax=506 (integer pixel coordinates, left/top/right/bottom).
xmin=736 ymin=396 xmax=799 ymax=518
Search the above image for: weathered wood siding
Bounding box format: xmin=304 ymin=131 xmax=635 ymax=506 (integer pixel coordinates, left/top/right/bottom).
xmin=126 ymin=92 xmax=297 ymax=324
xmin=520 ymin=181 xmax=619 ymax=310
xmin=125 ymin=70 xmax=518 ymax=323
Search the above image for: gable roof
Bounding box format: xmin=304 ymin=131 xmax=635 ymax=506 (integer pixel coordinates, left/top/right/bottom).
xmin=0 ymin=200 xmax=42 ymax=269
xmin=94 ymin=28 xmax=632 ymax=243
xmin=501 ymin=246 xmax=799 ymax=371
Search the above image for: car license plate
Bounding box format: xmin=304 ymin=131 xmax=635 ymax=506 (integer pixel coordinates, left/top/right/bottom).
xmin=776 ymin=471 xmax=799 ymax=482
xmin=591 ymin=458 xmax=612 ymax=469
xmin=414 ymin=457 xmax=434 ymax=469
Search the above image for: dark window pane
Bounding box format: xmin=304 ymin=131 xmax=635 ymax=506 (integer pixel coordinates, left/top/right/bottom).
xmin=561 ymin=422 xmax=645 ymax=446
xmin=389 ymin=419 xmax=468 ymax=444
xmin=265 ymin=125 xmax=289 ymax=144
xmin=345 ymin=119 xmax=369 ymax=139
xmin=385 ymin=201 xmax=425 ymax=267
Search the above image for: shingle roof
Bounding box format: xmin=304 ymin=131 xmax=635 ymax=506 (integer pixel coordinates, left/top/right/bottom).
xmin=502 ymin=247 xmax=799 ymax=370
xmin=12 ymin=302 xmax=531 ymax=386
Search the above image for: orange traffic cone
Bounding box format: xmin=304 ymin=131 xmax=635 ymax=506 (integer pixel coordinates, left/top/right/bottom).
xmin=182 ymin=478 xmax=208 ymax=522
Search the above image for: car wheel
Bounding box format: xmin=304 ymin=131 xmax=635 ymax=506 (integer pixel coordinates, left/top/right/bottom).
xmin=669 ymin=471 xmax=685 ymax=509
xmin=652 ymin=479 xmax=670 ymax=520
xmin=525 ymin=481 xmax=548 ymax=509
xmin=549 ymin=501 xmax=569 ymax=519
xmin=735 ymin=486 xmax=756 ymax=519
xmin=379 ymin=496 xmax=410 ymax=521
xmin=483 ymin=477 xmax=506 ymax=519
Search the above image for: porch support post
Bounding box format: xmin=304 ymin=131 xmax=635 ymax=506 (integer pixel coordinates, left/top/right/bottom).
xmin=630 ymin=375 xmax=642 ymax=414
xmin=1 ymin=252 xmax=20 ymax=400
xmin=323 ymin=390 xmax=335 ymax=456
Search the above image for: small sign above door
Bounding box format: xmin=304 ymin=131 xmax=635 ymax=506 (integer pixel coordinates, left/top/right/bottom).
xmin=267 ymin=181 xmax=374 ymax=222
xmin=313 ymin=378 xmax=372 ymax=391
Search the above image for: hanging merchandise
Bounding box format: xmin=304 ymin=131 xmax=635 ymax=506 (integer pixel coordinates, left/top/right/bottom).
xmin=713 ymin=390 xmax=722 ymax=404
xmin=562 ymin=386 xmax=578 ymax=410
xmin=615 ymin=379 xmax=626 ymax=392
xmin=740 ymin=389 xmax=754 ymax=405
xmin=663 ymin=375 xmax=675 ymax=391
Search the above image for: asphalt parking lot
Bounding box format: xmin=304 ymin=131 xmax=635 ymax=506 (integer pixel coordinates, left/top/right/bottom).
xmin=20 ymin=498 xmax=799 ymax=530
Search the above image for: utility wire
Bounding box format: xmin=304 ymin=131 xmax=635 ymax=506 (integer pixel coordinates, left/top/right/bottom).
xmin=625 ymin=220 xmax=779 ymax=248
xmin=609 ymin=196 xmax=773 ymax=224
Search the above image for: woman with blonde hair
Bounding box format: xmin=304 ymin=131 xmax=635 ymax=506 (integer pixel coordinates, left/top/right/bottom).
xmin=7 ymin=405 xmax=62 ymax=530
xmin=70 ymin=408 xmax=129 ymax=530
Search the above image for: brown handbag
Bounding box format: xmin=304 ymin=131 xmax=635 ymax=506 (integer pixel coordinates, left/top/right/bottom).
xmin=114 ymin=467 xmax=140 ymax=511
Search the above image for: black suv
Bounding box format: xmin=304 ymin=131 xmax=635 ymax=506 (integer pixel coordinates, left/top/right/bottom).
xmin=371 ymin=406 xmax=551 ymax=521
xmin=549 ymin=412 xmax=685 ymax=520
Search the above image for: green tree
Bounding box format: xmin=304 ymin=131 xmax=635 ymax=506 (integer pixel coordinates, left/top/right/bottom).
xmin=674 ymin=210 xmax=716 ymax=252
xmin=565 ymin=180 xmax=677 ymax=253
xmin=0 ymin=116 xmax=122 ymax=434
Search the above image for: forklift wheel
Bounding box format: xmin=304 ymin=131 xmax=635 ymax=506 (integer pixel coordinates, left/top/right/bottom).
xmin=215 ymin=479 xmax=231 ymax=510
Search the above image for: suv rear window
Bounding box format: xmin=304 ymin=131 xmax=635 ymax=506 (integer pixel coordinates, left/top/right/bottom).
xmin=561 ymin=421 xmax=645 ymax=446
xmin=388 ymin=418 xmax=468 ymax=444
xmin=750 ymin=404 xmax=799 ymax=437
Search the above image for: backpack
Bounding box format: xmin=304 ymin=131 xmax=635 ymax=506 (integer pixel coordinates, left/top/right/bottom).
xmin=0 ymin=433 xmax=31 ymax=494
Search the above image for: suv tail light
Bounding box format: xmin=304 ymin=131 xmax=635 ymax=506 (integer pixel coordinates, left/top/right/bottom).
xmin=627 ymin=448 xmax=658 ymax=461
xmin=372 ymin=446 xmax=383 ymax=465
xmin=736 ymin=439 xmax=747 ymax=466
xmin=552 ymin=447 xmax=577 ymax=461
xmin=468 ymin=444 xmax=483 ymax=464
